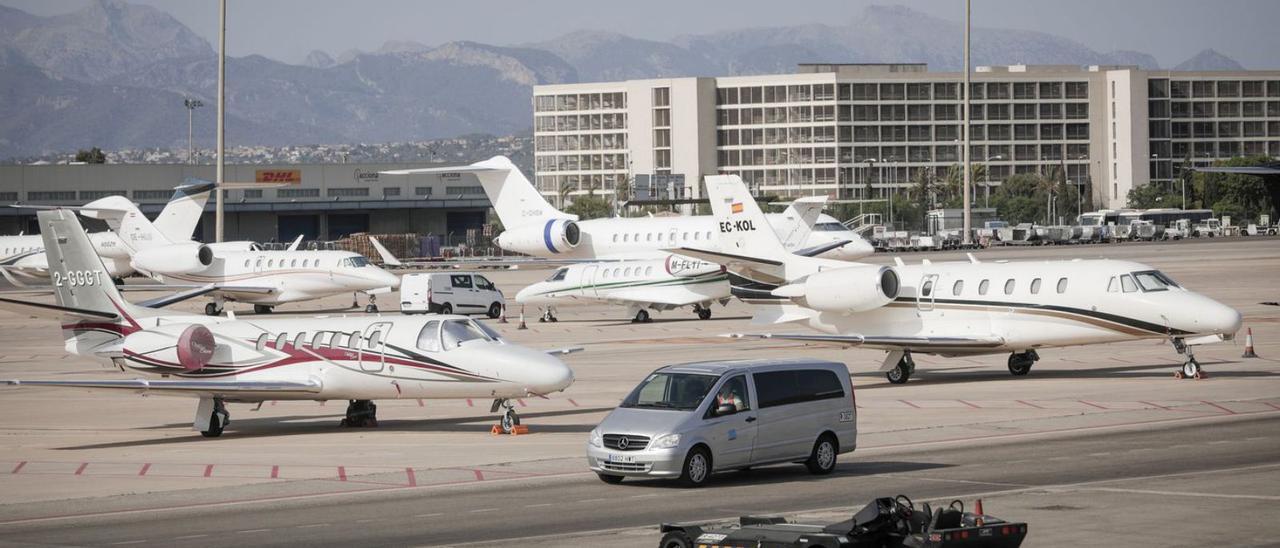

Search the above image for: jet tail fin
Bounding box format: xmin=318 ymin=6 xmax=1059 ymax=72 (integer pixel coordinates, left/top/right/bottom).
xmin=367 ymin=236 xmax=402 ymax=267
xmin=381 ymin=156 xmax=574 ymax=229
xmin=151 ymin=180 xmax=215 ymax=243
xmin=33 ymin=210 xmax=154 ymax=324
xmin=701 ymin=176 xmax=834 ymax=283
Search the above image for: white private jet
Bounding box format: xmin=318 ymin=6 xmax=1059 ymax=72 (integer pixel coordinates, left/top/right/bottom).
xmin=102 ymin=187 xmax=401 ymax=315
xmin=383 ymin=156 xmax=871 ymax=321
xmin=0 ymin=210 xmax=575 ymax=436
xmin=0 ymin=182 xmax=210 ymax=285
xmin=675 ymin=175 xmax=1243 ymax=384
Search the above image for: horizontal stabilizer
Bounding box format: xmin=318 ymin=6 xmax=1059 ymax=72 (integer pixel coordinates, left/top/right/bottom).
xmin=0 ymin=296 xmax=119 ymax=320
xmin=748 ymin=304 xmax=815 ymax=325
xmin=793 ymin=239 xmax=852 ymax=258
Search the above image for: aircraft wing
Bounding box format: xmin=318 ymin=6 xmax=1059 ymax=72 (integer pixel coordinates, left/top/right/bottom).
xmin=603 ymin=289 xmax=719 ymax=308
xmin=3 ymin=378 xmax=323 ymax=399
xmin=208 ymin=285 xmax=277 ymax=296
xmin=669 ymin=247 xmax=783 ymax=269
xmin=726 ymin=332 xmax=1006 ymax=350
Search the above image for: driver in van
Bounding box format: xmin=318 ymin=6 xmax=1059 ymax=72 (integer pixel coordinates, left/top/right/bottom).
xmin=715 ymin=380 xmax=747 ymax=412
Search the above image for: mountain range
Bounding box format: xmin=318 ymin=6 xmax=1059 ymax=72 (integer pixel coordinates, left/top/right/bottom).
xmin=0 ymin=0 xmax=1248 ymax=159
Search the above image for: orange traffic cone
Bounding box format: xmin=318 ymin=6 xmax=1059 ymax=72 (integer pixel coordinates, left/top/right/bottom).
xmin=1242 ymin=328 xmax=1258 ymax=358
xmin=973 ymin=499 xmax=985 ymax=526
xmin=517 ymin=305 xmax=528 ymax=330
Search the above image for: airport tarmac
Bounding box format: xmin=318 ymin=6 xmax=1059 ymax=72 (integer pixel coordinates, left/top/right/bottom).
xmin=0 ymin=237 xmax=1277 ymax=547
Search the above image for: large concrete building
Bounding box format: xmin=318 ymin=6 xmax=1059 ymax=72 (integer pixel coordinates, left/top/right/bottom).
xmin=0 ymin=162 xmax=490 ymax=242
xmin=533 ymin=64 xmax=1280 ymax=211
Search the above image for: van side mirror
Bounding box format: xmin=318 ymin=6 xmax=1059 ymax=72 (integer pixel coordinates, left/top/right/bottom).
xmin=714 ymin=403 xmax=737 ymax=417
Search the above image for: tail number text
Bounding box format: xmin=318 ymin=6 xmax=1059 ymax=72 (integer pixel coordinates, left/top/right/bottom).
xmin=719 ymin=220 xmax=757 ymax=233
xmin=54 ymin=269 xmax=104 ymax=288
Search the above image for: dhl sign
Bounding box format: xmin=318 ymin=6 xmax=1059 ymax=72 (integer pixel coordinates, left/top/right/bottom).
xmin=255 ymin=169 xmax=302 ymax=184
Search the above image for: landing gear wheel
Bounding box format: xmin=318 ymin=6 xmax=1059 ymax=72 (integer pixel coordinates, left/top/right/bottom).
xmin=597 ymin=473 xmax=625 ymax=485
xmin=500 ymin=408 xmax=520 ymax=433
xmin=340 ymin=399 xmax=378 ymax=427
xmin=364 ymin=304 xmax=378 ymax=313
xmin=204 ymin=303 xmax=221 ymax=316
xmin=805 ymin=434 xmax=838 ymax=475
xmin=541 ymin=309 xmax=558 ymax=323
xmin=487 ymin=303 xmax=502 ymax=319
xmin=679 ymin=446 xmax=712 ymax=488
xmin=201 ymin=399 xmax=229 ymax=438
xmin=440 ymin=303 xmax=452 ymax=315
xmin=254 ymin=304 xmax=273 ymax=315
xmin=886 ymin=363 xmax=912 ymax=384
xmin=633 ymin=309 xmax=651 ymax=323
xmin=696 ymin=307 xmax=712 ymax=320
xmin=1177 ymin=358 xmax=1204 ymax=380
xmin=1007 ymin=350 xmax=1038 ymax=376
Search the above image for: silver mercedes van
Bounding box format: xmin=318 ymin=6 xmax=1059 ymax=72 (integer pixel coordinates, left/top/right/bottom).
xmin=587 ymin=358 xmax=857 ymax=487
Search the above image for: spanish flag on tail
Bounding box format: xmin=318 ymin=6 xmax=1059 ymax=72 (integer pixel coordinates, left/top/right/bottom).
xmin=731 ymin=202 xmax=744 ymax=214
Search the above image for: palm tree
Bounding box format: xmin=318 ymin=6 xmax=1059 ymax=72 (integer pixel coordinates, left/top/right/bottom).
xmin=558 ymin=180 xmax=576 ymax=208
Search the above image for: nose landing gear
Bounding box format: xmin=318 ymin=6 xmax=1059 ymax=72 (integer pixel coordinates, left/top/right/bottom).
xmin=490 ymin=398 xmax=521 ymax=433
xmin=1171 ymin=338 xmax=1206 ymax=380
xmin=539 ymin=307 xmax=559 ymax=323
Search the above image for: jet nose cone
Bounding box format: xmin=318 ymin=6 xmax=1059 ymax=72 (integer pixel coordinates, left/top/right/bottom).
xmin=514 ymin=284 xmax=546 ymax=304
xmin=1216 ymin=306 xmax=1244 ymax=336
xmin=527 ymin=353 xmax=575 ymax=394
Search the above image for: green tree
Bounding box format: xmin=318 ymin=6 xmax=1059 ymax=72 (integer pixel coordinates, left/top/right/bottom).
xmin=565 ymin=194 xmax=612 ymax=220
xmin=75 ymin=147 xmax=106 ymax=164
xmin=1191 ymin=155 xmax=1275 ymax=222
xmin=989 ymin=173 xmax=1049 ymax=224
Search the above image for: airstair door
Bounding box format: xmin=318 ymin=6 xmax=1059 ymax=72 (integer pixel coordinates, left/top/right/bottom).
xmin=916 ymin=274 xmax=939 ymax=312
xmin=360 ymin=322 xmax=393 ymax=372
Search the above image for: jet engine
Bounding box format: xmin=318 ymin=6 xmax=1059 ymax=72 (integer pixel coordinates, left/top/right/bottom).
xmin=130 ymin=242 xmax=213 ymax=275
xmin=494 ymin=219 xmax=581 ymax=255
xmin=122 ymin=324 xmax=217 ymax=371
xmin=773 ymin=264 xmax=899 ymax=313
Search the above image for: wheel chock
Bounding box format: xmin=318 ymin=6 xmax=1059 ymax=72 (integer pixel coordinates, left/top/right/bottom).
xmin=490 ymin=425 xmax=530 ymax=436
xmin=1194 ymin=371 xmax=1207 ymax=380
xmin=1174 ymin=371 xmax=1185 ymax=380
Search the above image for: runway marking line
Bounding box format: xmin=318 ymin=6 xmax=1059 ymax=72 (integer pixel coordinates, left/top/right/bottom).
xmin=1201 ymin=401 xmax=1237 ymax=415
xmin=1266 ymin=402 xmax=1280 ymax=411
xmin=1139 ymin=400 xmax=1171 ymax=410
xmin=899 ymin=399 xmax=921 ymax=409
xmin=405 ymin=467 xmax=416 ymax=487
xmin=337 ymin=466 xmax=347 ymax=481
xmin=568 ymin=398 xmax=579 ymax=407
xmin=270 ymin=465 xmax=279 ymax=479
xmin=473 ymin=470 xmax=485 ymax=481
xmin=137 ymin=464 xmax=150 ymax=477
xmin=10 ymin=461 xmax=25 ymax=474
xmin=957 ymin=399 xmax=981 ymax=409
xmin=203 ymin=465 xmax=213 ymax=478
xmin=74 ymin=463 xmax=87 ymax=475
xmin=1016 ymin=400 xmax=1044 ymax=409
xmin=1079 ymin=400 xmax=1108 ymax=410
xmin=1084 ymin=487 xmax=1280 ymax=501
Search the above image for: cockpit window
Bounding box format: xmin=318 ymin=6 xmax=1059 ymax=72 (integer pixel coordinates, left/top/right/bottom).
xmin=416 ymin=320 xmax=441 ymax=352
xmin=547 ymin=268 xmax=568 ymax=282
xmin=813 ymin=222 xmax=847 ymax=232
xmin=341 ymin=256 xmax=370 ymax=268
xmin=473 ymin=320 xmax=505 ymax=343
xmin=440 ymin=319 xmax=493 ymax=350
xmin=1133 ymin=270 xmax=1178 ymax=292
xmin=1120 ymin=274 xmax=1138 ymax=293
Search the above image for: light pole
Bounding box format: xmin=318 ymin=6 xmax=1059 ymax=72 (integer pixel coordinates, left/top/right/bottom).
xmin=961 ymin=0 xmax=972 ymax=245
xmin=183 ymin=98 xmax=203 ymax=165
xmin=214 ymin=0 xmax=226 ymax=243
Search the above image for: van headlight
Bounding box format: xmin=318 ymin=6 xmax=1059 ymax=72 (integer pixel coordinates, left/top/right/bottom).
xmin=652 ymin=433 xmax=681 ymax=449
xmin=588 ymin=428 xmax=603 ymax=448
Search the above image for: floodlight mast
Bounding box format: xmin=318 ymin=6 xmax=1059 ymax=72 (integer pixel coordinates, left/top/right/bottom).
xmin=214 ymin=0 xmax=226 ymax=243
xmin=184 ymin=98 xmax=203 ymax=165
xmin=962 ymin=0 xmax=972 ymax=245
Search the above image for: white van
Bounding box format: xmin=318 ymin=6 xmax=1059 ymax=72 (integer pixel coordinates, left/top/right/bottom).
xmin=400 ymin=272 xmax=505 ymax=318
xmin=587 ymin=358 xmax=857 ymax=487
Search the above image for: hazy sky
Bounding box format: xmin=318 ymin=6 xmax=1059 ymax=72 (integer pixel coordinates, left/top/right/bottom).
xmin=5 ymin=0 xmax=1278 ymax=68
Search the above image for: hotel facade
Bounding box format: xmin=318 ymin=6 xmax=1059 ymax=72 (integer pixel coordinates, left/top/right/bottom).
xmin=533 ymin=64 xmax=1280 ymax=211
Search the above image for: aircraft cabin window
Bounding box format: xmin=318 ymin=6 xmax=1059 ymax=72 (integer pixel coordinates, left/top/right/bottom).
xmin=706 ymin=231 xmax=712 ymax=240
xmin=634 ymin=233 xmax=641 ymax=242
xmin=331 ymin=332 xmax=349 ymax=348
xmin=268 ymin=260 xmax=275 ymax=268
xmin=348 ymin=331 xmax=362 ymax=349
xmin=646 ymin=233 xmax=653 ymax=242
xmin=613 ymin=234 xmax=619 ymax=243
xmin=656 ymin=233 xmax=664 ymax=241
xmin=1120 ymin=274 xmax=1138 ymax=293
xmin=1057 ymin=278 xmax=1068 ymax=294
xmin=623 ymin=234 xmax=629 ymax=242
xmin=441 ymin=319 xmax=491 ymax=350
xmin=1004 ymin=279 xmax=1015 ymax=295
xmin=312 ymin=332 xmax=330 ymax=347
xmin=921 ymin=281 xmax=933 ymax=297
xmin=624 ymin=267 xmax=633 ymax=276
xmin=255 ymin=333 xmax=269 ymax=351
xmin=417 ymin=320 xmax=441 ymax=352
xmin=244 ymin=259 xmax=251 ymax=268
xmin=293 ymin=333 xmax=307 ymax=348
xmin=1133 ymin=271 xmax=1174 ymax=292
xmin=1107 ymin=276 xmax=1118 ymax=292
xmin=1030 ymin=278 xmax=1042 ymax=294
xmin=451 ymin=275 xmax=473 ymax=289
xmin=366 ymin=331 xmax=381 ymax=349
xmin=256 ymin=258 xmax=263 ymax=267
xmin=291 ymin=259 xmax=298 ymax=267
xmin=274 ymin=333 xmax=288 ymax=349
xmin=694 ymin=232 xmax=701 ymax=241
xmin=682 ymin=232 xmax=689 ymax=241
xmin=952 ymin=280 xmax=964 ymax=295
xmin=978 ymin=279 xmax=990 ymax=295
xmin=645 ymin=266 xmax=653 ymax=276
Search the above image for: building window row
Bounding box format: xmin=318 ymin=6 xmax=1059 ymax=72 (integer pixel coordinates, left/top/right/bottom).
xmin=535 ymin=133 xmax=627 ymax=152
xmin=535 ymin=112 xmax=627 ymax=132
xmin=1161 ymin=79 xmax=1280 ymax=99
xmin=536 ymin=153 xmax=628 ymax=173
xmin=534 ymin=92 xmax=626 ymax=113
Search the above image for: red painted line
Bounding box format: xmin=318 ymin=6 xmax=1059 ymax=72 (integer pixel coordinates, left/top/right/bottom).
xmin=473 ymin=470 xmax=485 ymax=481
xmin=899 ymin=399 xmax=921 ymax=409
xmin=11 ymin=461 xmax=26 ymax=474
xmin=957 ymin=399 xmax=981 ymax=409
xmin=516 ymin=399 xmax=527 ymax=407
xmin=1140 ymin=400 xmax=1171 ymax=410
xmin=203 ymin=465 xmax=214 ymax=478
xmin=270 ymin=401 xmax=277 ymax=406
xmin=337 ymin=466 xmax=347 ymax=481
xmin=270 ymin=465 xmax=279 ymax=479
xmin=138 ymin=463 xmax=151 ymax=477
xmin=417 ymin=399 xmax=424 ymax=407
xmin=1202 ymin=401 xmax=1237 ymax=415
xmin=466 ymin=398 xmax=474 ymax=407
xmin=405 ymin=467 xmax=417 ymax=487
xmin=74 ymin=463 xmax=88 ymax=475
xmin=567 ymin=398 xmax=579 ymax=407
xmin=1079 ymin=400 xmax=1108 ymax=410
xmin=1016 ymin=400 xmax=1044 ymax=409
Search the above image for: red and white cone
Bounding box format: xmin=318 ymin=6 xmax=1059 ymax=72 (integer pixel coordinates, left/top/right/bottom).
xmin=973 ymin=499 xmax=985 ymax=526
xmin=517 ymin=305 xmax=528 ymax=330
xmin=499 ymin=303 xmax=508 ymax=324
xmin=1241 ymin=327 xmax=1258 ymax=358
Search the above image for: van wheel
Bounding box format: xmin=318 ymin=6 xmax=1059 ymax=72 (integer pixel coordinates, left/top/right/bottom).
xmin=679 ymin=446 xmax=712 ymax=487
xmin=805 ymin=434 xmax=838 ymax=475
xmin=487 ymin=303 xmax=501 ymax=319
xmin=440 ymin=303 xmax=452 ymax=315
xmin=597 ymin=473 xmax=624 ymax=485
xmin=659 ymin=531 xmax=694 ymax=548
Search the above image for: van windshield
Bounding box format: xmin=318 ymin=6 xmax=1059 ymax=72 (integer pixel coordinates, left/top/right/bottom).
xmin=620 ymin=372 xmax=719 ymax=411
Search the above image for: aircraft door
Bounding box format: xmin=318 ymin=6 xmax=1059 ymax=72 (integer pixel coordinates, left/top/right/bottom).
xmin=916 ymin=274 xmax=939 ymax=312
xmin=360 ymin=322 xmax=393 ymax=372
xmin=579 ymin=264 xmax=599 ymax=297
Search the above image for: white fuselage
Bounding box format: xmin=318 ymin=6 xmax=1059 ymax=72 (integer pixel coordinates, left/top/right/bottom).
xmin=497 ymin=213 xmax=872 ymax=261
xmin=775 ymin=259 xmax=1241 ymax=356
xmin=1 ymin=233 xmax=134 ymax=282
xmin=147 ymin=250 xmax=400 ymax=306
xmin=517 ymin=256 xmax=728 ymax=310
xmin=71 ymin=311 xmax=573 ymax=402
